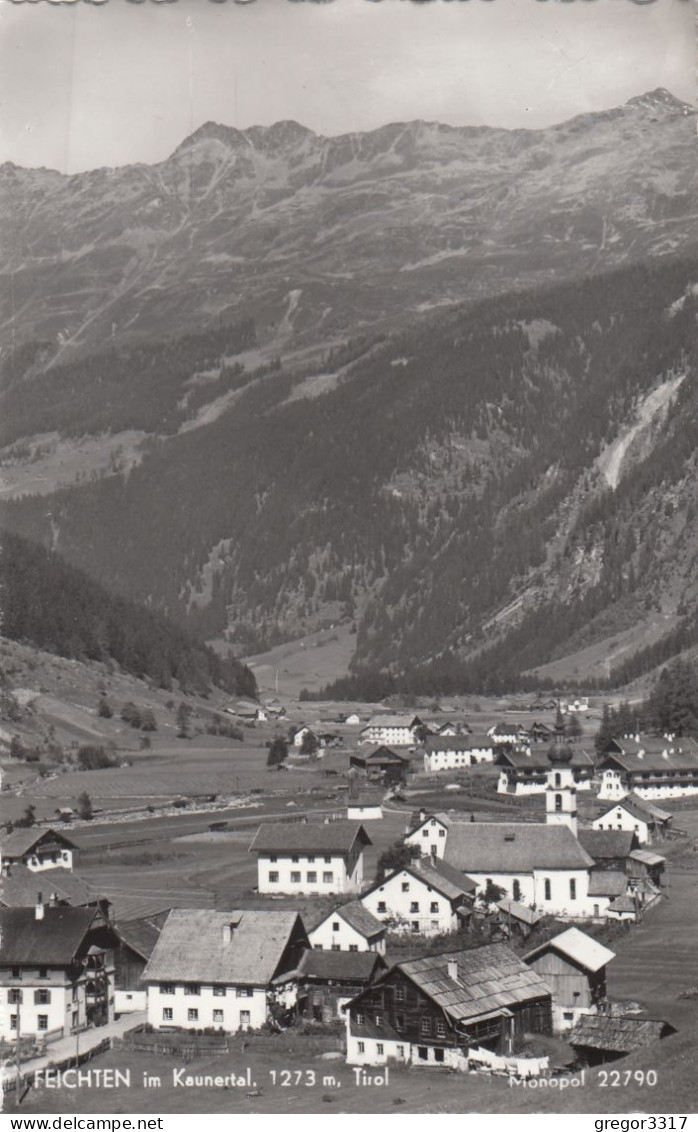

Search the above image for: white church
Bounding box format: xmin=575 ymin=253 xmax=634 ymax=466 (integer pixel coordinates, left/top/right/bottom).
xmin=406 ymin=749 xmax=630 ymax=920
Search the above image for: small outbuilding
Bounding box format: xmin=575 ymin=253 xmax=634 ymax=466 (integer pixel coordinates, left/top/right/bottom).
xmin=523 ymin=927 xmax=615 ymax=1031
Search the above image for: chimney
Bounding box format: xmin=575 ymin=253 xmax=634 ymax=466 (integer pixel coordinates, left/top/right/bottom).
xmin=419 ymin=809 xmax=427 ymax=823
xmin=223 ymin=923 xmax=233 ymax=945
xmin=35 ymin=892 xmax=44 ymax=921
xmin=49 ymin=892 xmax=59 ymax=906
xmin=447 ymin=959 xmax=459 ymax=984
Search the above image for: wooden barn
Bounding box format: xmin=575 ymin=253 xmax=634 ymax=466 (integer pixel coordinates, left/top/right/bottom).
xmin=296 ymin=950 xmax=386 ymax=1022
xmin=523 ymin=927 xmax=615 ymax=1031
xmin=568 ymin=1015 xmax=676 ymax=1066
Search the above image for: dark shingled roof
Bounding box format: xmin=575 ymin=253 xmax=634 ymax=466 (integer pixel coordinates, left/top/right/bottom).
xmin=587 ymin=870 xmax=629 ymax=897
xmin=398 ymin=944 xmax=552 ymax=1024
xmin=0 ymin=865 xmax=97 ymax=909
xmin=597 ymin=794 xmax=672 ymax=823
xmin=0 ymin=906 xmax=101 ymax=965
xmin=115 ymin=915 xmax=165 ymax=960
xmin=444 ymin=823 xmax=594 ymax=873
xmin=424 ymin=735 xmax=493 ymax=753
xmin=333 ymin=901 xmax=385 ymax=939
xmin=0 ymin=828 xmax=78 ymax=858
xmin=142 ymin=909 xmax=305 ymax=985
xmin=569 ymin=1015 xmax=675 ymax=1053
xmin=297 ymin=949 xmax=386 ymax=983
xmin=578 ymin=829 xmax=635 ymax=861
xmin=249 ymin=820 xmax=371 ymax=856
xmin=496 ymin=899 xmax=543 ymax=926
xmin=411 ymin=857 xmax=477 ymax=900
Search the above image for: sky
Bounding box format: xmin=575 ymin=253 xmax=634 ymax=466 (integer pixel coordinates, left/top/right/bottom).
xmin=0 ymin=0 xmax=693 ymax=173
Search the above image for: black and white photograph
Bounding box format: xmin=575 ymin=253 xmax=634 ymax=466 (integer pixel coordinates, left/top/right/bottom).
xmin=0 ymin=0 xmax=695 ymax=1119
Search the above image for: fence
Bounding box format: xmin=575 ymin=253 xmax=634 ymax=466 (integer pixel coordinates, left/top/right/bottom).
xmin=2 ymin=1038 xmax=112 ymax=1096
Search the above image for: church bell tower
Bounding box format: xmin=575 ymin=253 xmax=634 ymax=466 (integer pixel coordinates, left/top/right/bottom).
xmin=546 ymin=746 xmax=578 ymax=837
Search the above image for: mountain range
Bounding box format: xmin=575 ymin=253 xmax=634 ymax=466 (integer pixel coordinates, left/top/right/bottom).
xmin=0 ymin=89 xmax=696 ymax=692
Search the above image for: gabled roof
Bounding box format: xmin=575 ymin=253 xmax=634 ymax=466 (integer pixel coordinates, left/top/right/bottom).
xmin=498 ymin=748 xmax=594 ymax=771
xmin=629 ymin=848 xmax=666 ymax=868
xmin=0 ymin=906 xmax=103 ymax=966
xmin=249 ymin=820 xmax=371 ymax=856
xmin=444 ymin=823 xmax=594 ymax=873
xmin=114 ymin=914 xmax=166 ymax=960
xmin=363 ymin=715 xmax=422 ymax=730
xmin=596 ymin=794 xmax=672 ymax=823
xmin=601 ymin=737 xmax=698 ymax=773
xmin=523 ymin=927 xmax=615 ymax=973
xmin=496 ymin=899 xmax=543 ymax=926
xmin=0 ymin=827 xmax=78 ymax=859
xmin=297 ymin=949 xmax=386 ymax=983
xmin=578 ymin=829 xmax=635 ymax=861
xmin=397 ymin=944 xmax=552 ymax=1024
xmin=362 ymin=858 xmax=476 ymax=905
xmin=569 ymin=1015 xmax=675 ymax=1053
xmin=312 ymin=901 xmax=385 ymax=940
xmin=424 ymin=734 xmax=493 ymax=753
xmin=353 ymin=746 xmax=409 ymax=764
xmin=0 ymin=864 xmax=97 ymax=909
xmin=141 ymin=909 xmax=305 ymax=985
xmin=587 ymin=871 xmax=628 ymax=897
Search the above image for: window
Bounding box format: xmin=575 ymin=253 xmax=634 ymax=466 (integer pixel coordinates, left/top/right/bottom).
xmin=377 ymin=901 xmax=387 ymax=913
xmin=162 ymin=1008 xmax=173 ymax=1022
xmin=411 ymin=921 xmax=419 ymax=933
xmin=569 ymin=878 xmax=577 ymax=900
xmin=331 ymin=944 xmax=341 ymax=951
xmin=375 ymin=1014 xmax=383 ymax=1025
xmin=439 ymin=829 xmax=445 ymax=838
xmin=213 ymin=987 xmax=226 ymax=997
xmin=436 ymin=1018 xmax=446 ymax=1037
xmin=544 ymin=879 xmax=551 ymax=901
xmin=349 ymin=944 xmax=358 ymax=952
xmin=422 ymin=830 xmax=429 ymax=838
xmin=37 ymin=1015 xmax=48 ymax=1031
xmin=356 ymin=1012 xmax=365 ymax=1024
xmin=185 ymin=984 xmax=200 ymax=996
xmin=34 ymin=989 xmax=51 ymax=1006
xmin=554 ymin=773 xmax=561 ymax=787
xmin=38 ymin=968 xmax=48 ymax=980
xmin=420 ymin=1017 xmax=432 ymax=1035
xmin=376 ymin=1043 xmax=384 ymax=1056
xmin=512 ymin=879 xmax=522 ymax=901
xmin=324 ymin=856 xmax=332 ymax=864
xmin=563 ymin=1012 xmax=574 ymax=1021
xmin=188 ymin=1009 xmax=199 ymax=1022
xmin=357 ymin=1042 xmax=365 ymax=1054
xmin=394 ymin=985 xmax=405 ymax=1001
xmin=11 ymin=968 xmax=21 ymax=980
xmin=418 ymin=1047 xmax=428 ymax=1061
xmin=332 ymin=921 xmax=341 ymax=933
xmin=236 ymin=988 xmax=253 ymax=998
xmin=239 ymin=1011 xmax=251 ymax=1026
xmin=9 ymin=1015 xmax=18 ymax=1031
xmin=268 ymin=871 xmax=279 ymax=884
xmin=555 ymin=794 xmax=563 ymax=812
xmin=430 ymin=901 xmax=439 ymax=914
xmin=395 ymin=1014 xmax=405 ymax=1031
xmin=291 ymin=855 xmax=299 ymax=863
xmin=8 ymin=989 xmax=22 ymax=1004
xmin=396 ymin=1046 xmax=404 ymax=1058
xmin=434 ymin=1048 xmax=445 ymax=1063
xmin=410 ymin=901 xmax=419 ymax=913
xmin=323 ymin=872 xmax=333 ymax=884
xmin=213 ymin=1009 xmax=224 ymax=1024
xmin=307 ymin=872 xmax=317 ymax=883
xmin=161 ymin=984 xmax=175 ymax=995
xmin=291 ymin=871 xmax=301 ymax=884
xmin=401 ymin=882 xmax=410 ymax=892
xmin=308 ymin=856 xmax=315 ymax=863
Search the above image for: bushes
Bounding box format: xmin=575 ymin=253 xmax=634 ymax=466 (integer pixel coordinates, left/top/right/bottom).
xmin=77 ymin=745 xmax=116 ymax=771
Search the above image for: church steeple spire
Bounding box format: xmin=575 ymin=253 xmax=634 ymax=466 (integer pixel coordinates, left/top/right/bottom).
xmin=545 ymin=746 xmax=578 ymax=837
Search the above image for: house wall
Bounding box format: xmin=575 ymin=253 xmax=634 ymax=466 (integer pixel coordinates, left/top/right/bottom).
xmin=361 ymin=870 xmax=458 ymax=936
xmin=525 ymin=951 xmax=604 ymax=1031
xmin=0 ymin=969 xmax=88 ymax=1040
xmin=115 ymin=990 xmax=147 ymax=1014
xmin=497 ymin=771 xmax=546 ymax=796
xmin=592 ymin=807 xmax=650 ymax=844
xmin=466 ymin=869 xmax=597 ymax=918
xmin=404 ymin=819 xmax=448 ymax=859
xmin=257 ymin=851 xmax=362 ymax=895
xmin=22 ymin=848 xmax=74 ymax=873
xmin=361 ymin=727 xmax=413 ymax=746
xmin=309 ymin=915 xmax=384 ymax=953
xmin=600 ymin=768 xmax=698 ymax=801
xmin=146 ymin=983 xmax=267 ymax=1031
xmin=423 ymin=747 xmax=493 ymax=772
xmin=347 ymin=804 xmax=383 ymax=821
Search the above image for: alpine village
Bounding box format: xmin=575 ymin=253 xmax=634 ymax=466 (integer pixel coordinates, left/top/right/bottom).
xmin=1 ymin=84 xmax=698 ymax=1116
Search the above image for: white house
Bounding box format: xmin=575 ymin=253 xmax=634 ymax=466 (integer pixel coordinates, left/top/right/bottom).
xmin=290 ymin=725 xmax=319 ymax=748
xmin=141 ymin=908 xmax=309 ymax=1033
xmin=347 ymin=790 xmax=384 ymax=821
xmin=487 ymin=723 xmax=531 ymax=747
xmin=592 ymin=794 xmax=672 ymax=845
xmin=497 ymin=748 xmax=595 ymax=797
xmin=359 ymin=715 xmax=423 ymax=747
xmin=423 ymin=734 xmax=495 ymax=772
xmin=404 ymin=812 xmax=452 ymax=859
xmin=0 ymin=828 xmax=78 ymax=874
xmin=360 ymin=858 xmax=476 ymax=936
xmin=598 ymin=737 xmax=698 ymax=800
xmin=249 ymin=821 xmax=372 ymax=895
xmin=0 ymin=902 xmax=115 ymax=1042
xmin=308 ymin=901 xmax=386 ymax=954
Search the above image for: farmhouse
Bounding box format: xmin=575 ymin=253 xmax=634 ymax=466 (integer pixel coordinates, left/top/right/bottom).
xmin=487 ymin=723 xmax=530 ymax=747
xmin=359 ymin=715 xmax=423 ymax=747
xmin=592 ymin=794 xmax=672 ymax=844
xmin=0 ymin=902 xmax=116 ymax=1041
xmin=497 ymin=747 xmax=595 ymax=796
xmin=0 ymin=828 xmax=78 ymax=874
xmin=404 ymin=811 xmax=454 ymax=859
xmin=423 ymin=734 xmax=495 ymax=773
xmin=360 ymin=857 xmax=476 ymax=936
xmin=289 ymin=725 xmax=320 ymax=749
xmin=249 ymin=821 xmax=372 ymax=895
xmin=141 ymin=908 xmax=309 ymax=1033
xmin=346 ymin=786 xmax=384 ymax=821
xmin=598 ymin=736 xmax=698 ymax=800
xmin=345 ymin=944 xmax=552 ymax=1068
xmin=308 ymin=901 xmax=387 ymax=954
xmin=349 ymin=745 xmax=410 ymax=784
xmin=296 ymin=949 xmax=386 ymax=1022
xmin=568 ymin=1015 xmax=676 ymax=1066
xmin=523 ymin=927 xmax=615 ymax=1031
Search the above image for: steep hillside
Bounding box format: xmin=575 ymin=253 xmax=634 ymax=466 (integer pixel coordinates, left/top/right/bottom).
xmin=2 ymin=257 xmax=696 ymax=692
xmin=0 ymin=89 xmax=694 ymax=365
